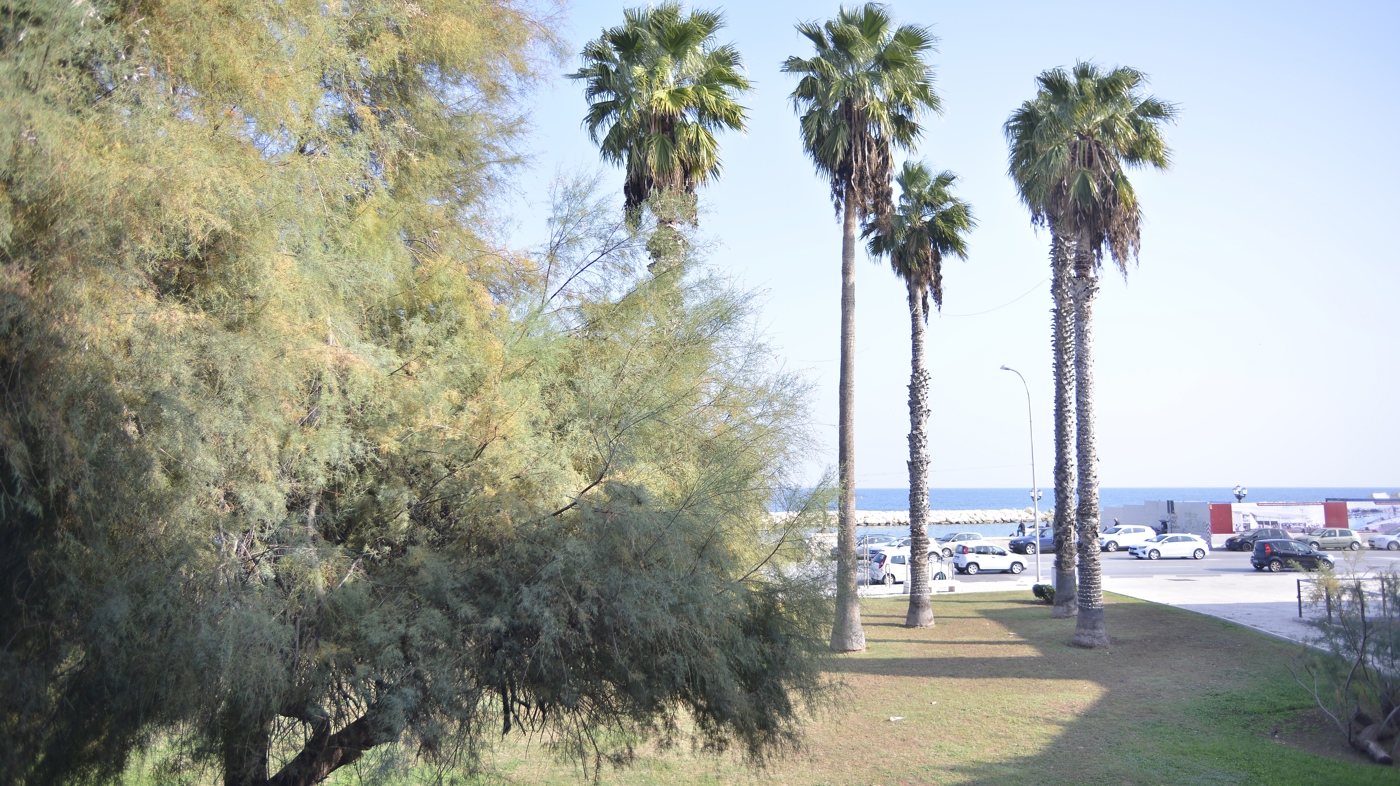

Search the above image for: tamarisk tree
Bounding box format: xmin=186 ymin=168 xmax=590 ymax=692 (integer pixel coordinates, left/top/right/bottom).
xmin=0 ymin=2 xmax=830 ymax=783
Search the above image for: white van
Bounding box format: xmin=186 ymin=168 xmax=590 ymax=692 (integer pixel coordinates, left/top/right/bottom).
xmin=867 ymin=546 xmax=948 ymax=586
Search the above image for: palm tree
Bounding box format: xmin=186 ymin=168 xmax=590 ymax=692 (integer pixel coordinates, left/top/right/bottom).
xmin=570 ymin=2 xmax=751 ymax=235
xmin=866 ymin=162 xmax=973 ymax=629
xmin=1005 ymin=92 xmax=1080 ymax=621
xmin=783 ymin=3 xmax=940 ymax=653
xmin=1006 ymin=63 xmax=1176 ymax=645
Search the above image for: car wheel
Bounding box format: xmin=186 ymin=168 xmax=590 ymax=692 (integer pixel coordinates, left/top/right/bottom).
xmin=1268 ymin=559 xmax=1283 ymax=572
xmin=1148 ymin=549 xmax=1160 ymax=561
xmin=1010 ymin=562 xmax=1024 ymax=575
xmin=965 ymin=563 xmax=980 ymax=575
xmin=1193 ymin=549 xmax=1206 ymax=560
xmin=942 ymin=548 xmax=953 ymax=558
xmin=1349 ymin=542 xmax=1361 ymax=551
xmin=1309 ymin=542 xmax=1321 ymax=551
xmin=1389 ymin=542 xmax=1399 ymax=551
xmin=1105 ymin=541 xmax=1119 ymax=552
xmin=1025 ymin=544 xmax=1037 ymax=555
xmin=883 ymin=573 xmax=895 ymax=587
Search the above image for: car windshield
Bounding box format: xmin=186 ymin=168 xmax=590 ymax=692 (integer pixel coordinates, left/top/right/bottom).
xmin=1102 ymin=527 xmax=1121 ymax=535
xmin=1145 ymin=535 xmax=1167 ymax=542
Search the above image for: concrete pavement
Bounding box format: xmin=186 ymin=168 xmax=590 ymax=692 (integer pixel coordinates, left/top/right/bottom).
xmin=857 ymin=548 xmax=1400 ymax=645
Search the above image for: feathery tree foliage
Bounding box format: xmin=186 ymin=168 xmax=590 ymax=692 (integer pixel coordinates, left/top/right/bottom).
xmin=782 ymin=2 xmax=940 ymax=653
xmin=1005 ymin=62 xmax=1175 ymax=644
xmin=0 ymin=2 xmax=831 ymax=784
xmin=569 ymin=2 xmax=751 ymax=232
xmin=865 ymin=162 xmax=973 ymax=630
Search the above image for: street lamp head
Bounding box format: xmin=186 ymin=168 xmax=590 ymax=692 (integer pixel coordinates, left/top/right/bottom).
xmin=999 ymin=365 xmax=1010 ymax=371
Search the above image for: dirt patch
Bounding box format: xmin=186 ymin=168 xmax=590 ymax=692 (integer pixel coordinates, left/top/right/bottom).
xmin=1274 ymin=704 xmax=1385 ymax=766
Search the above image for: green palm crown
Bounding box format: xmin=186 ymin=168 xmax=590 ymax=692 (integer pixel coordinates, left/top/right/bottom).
xmin=782 ymin=2 xmax=941 ymax=225
xmin=866 ymin=162 xmax=975 ymax=318
xmin=570 ymin=2 xmax=751 ymax=221
xmin=1004 ymin=61 xmax=1177 ymax=273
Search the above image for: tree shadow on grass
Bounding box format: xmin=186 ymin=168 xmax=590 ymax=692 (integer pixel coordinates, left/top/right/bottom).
xmin=842 ymin=593 xmax=1395 ymax=786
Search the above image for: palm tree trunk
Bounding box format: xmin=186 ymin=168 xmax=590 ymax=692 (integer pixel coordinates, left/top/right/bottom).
xmin=1070 ymin=248 xmax=1109 ymax=648
xmin=904 ymin=280 xmax=934 ymax=628
xmin=1049 ymin=228 xmax=1078 ymax=619
xmin=829 ymin=189 xmax=866 ymax=652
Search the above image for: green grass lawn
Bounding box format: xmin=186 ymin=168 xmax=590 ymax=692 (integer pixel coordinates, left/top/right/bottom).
xmin=359 ymin=592 xmax=1387 ymax=786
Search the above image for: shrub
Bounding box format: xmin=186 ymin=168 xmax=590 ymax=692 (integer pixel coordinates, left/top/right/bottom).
xmin=1294 ymin=568 xmax=1400 ymax=764
xmin=1033 ymin=584 xmax=1055 ymax=604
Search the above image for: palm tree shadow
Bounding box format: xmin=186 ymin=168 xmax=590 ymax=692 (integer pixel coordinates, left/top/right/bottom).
xmin=844 ymin=594 xmax=1325 ymax=786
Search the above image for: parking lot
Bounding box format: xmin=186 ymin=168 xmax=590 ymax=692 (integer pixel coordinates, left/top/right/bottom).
xmin=945 ymin=542 xmax=1400 ymax=585
xmin=854 ymin=544 xmax=1400 ymax=644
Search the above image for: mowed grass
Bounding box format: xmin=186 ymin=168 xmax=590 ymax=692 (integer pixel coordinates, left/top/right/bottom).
xmin=394 ymin=592 xmax=1390 ymax=786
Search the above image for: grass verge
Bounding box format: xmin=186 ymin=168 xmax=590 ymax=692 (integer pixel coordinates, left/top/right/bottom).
xmin=123 ymin=592 xmax=1380 ymax=785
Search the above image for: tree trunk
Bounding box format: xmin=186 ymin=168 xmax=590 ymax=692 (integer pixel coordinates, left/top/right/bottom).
xmin=223 ymin=711 xmax=271 ymax=786
xmin=1070 ymin=244 xmax=1108 ymax=648
xmin=904 ymin=280 xmax=934 ymax=628
xmin=829 ymin=188 xmax=866 ymax=652
xmin=1049 ymin=228 xmax=1078 ymax=619
xmin=265 ymin=714 xmax=376 ymax=786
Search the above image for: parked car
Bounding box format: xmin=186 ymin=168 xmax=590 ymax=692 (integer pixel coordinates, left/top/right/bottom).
xmin=1098 ymin=525 xmax=1157 ymax=552
xmin=1128 ymin=533 xmax=1210 ymax=561
xmin=935 ymin=532 xmax=985 ymax=558
xmin=835 ymin=533 xmax=900 ymax=561
xmin=1009 ymin=528 xmax=1057 ymax=555
xmin=1252 ymin=539 xmax=1335 ymax=572
xmin=867 ymin=547 xmax=949 ymax=585
xmin=1222 ymin=528 xmax=1292 ymax=552
xmin=1295 ymin=528 xmax=1363 ymax=551
xmin=952 ymin=543 xmax=1026 ymax=575
xmin=1368 ymin=533 xmax=1400 ymax=551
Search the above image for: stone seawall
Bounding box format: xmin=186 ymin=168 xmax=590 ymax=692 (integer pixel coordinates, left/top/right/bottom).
xmin=773 ymin=508 xmax=1050 ymax=527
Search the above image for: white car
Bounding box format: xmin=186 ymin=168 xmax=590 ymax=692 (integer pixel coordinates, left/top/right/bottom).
xmin=952 ymin=544 xmax=1026 ymax=575
xmin=867 ymin=546 xmax=948 ymax=586
xmin=1097 ymin=525 xmax=1157 ymax=552
xmin=935 ymin=532 xmax=985 ymax=558
xmin=1128 ymin=533 xmax=1210 ymax=561
xmin=1369 ymin=533 xmax=1400 ymax=551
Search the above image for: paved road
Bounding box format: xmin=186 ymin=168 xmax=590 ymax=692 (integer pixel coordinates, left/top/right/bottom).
xmin=855 ymin=546 xmax=1400 ymax=644
xmin=945 ymin=545 xmax=1400 ymax=585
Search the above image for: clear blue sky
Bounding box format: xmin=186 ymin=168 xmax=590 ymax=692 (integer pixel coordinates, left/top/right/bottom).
xmin=503 ymin=0 xmax=1399 ymax=489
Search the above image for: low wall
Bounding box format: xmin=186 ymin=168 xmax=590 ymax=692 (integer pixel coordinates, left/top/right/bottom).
xmin=774 ymin=508 xmax=1049 ymax=527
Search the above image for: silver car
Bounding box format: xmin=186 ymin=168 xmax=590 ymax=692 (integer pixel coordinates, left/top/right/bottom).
xmin=1368 ymin=533 xmax=1400 ymax=551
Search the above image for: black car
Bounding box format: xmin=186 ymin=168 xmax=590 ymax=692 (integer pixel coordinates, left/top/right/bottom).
xmin=1250 ymin=539 xmax=1334 ymax=572
xmin=1009 ymin=528 xmax=1058 ymax=555
xmin=1224 ymin=528 xmax=1291 ymax=552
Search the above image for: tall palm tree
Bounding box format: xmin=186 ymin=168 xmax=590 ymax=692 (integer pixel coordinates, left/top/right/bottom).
xmin=866 ymin=162 xmax=973 ymax=629
xmin=570 ymin=2 xmax=751 ymax=233
xmin=783 ymin=3 xmax=940 ymax=653
xmin=1007 ymin=63 xmax=1176 ymax=645
xmin=1006 ymin=92 xmax=1080 ymax=621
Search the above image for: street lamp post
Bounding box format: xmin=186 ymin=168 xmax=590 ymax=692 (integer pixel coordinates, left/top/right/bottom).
xmin=1000 ymin=365 xmax=1042 ymax=584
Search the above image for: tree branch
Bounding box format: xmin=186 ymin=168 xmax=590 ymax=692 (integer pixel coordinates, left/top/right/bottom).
xmin=265 ymin=714 xmax=376 ymax=786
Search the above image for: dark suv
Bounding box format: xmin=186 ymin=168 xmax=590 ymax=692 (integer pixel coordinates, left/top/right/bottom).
xmin=1250 ymin=539 xmax=1334 ymax=572
xmin=1224 ymin=528 xmax=1291 ymax=552
xmin=1009 ymin=528 xmax=1057 ymax=555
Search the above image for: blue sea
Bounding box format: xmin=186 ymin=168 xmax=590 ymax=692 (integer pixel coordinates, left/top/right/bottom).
xmin=808 ymin=487 xmax=1393 ymax=541
xmin=851 ymin=487 xmax=1387 ymax=511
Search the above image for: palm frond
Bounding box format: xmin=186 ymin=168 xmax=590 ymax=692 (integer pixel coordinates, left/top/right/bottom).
xmin=570 ymin=2 xmax=751 ymax=215
xmin=1004 ymin=59 xmax=1176 ymax=275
